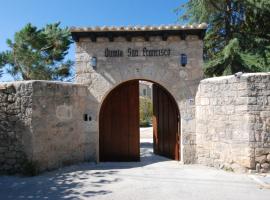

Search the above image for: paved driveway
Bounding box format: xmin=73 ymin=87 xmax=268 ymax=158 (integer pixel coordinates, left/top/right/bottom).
xmin=140 ymin=127 xmax=153 ymax=139
xmin=0 ymin=136 xmax=270 ymax=199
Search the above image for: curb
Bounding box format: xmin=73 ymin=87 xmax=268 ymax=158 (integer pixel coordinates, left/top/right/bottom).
xmin=249 ymin=175 xmax=270 ymax=189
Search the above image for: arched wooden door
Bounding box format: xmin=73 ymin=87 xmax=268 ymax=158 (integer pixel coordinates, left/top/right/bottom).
xmin=99 ymin=80 xmax=140 ymax=161
xmin=152 ymin=84 xmax=180 ymax=160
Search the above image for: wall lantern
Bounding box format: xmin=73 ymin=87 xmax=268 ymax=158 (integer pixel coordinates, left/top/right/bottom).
xmin=90 ymin=56 xmax=97 ymax=69
xmin=180 ymin=54 xmax=187 ymax=67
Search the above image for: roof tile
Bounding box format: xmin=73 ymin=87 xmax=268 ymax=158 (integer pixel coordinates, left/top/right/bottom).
xmin=70 ymin=23 xmax=207 ymax=32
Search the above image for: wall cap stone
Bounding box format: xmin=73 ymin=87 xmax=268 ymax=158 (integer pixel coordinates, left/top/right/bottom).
xmin=0 ymin=80 xmax=86 ymax=87
xmin=200 ymin=73 xmax=270 ymax=84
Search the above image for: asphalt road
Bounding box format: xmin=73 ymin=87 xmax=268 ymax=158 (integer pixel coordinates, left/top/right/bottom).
xmin=140 ymin=127 xmax=153 ymax=139
xmin=0 ymin=129 xmax=269 ymax=200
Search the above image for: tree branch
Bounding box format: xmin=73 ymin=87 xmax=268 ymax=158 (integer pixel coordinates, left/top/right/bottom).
xmin=209 ymin=0 xmax=224 ymax=11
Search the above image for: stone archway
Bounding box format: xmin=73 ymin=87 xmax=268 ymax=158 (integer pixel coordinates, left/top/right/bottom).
xmin=72 ymin=25 xmax=206 ymax=164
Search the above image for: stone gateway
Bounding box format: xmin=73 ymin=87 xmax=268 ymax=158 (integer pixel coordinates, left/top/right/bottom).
xmin=72 ymin=24 xmax=206 ymax=165
xmin=0 ymin=24 xmax=270 ymax=174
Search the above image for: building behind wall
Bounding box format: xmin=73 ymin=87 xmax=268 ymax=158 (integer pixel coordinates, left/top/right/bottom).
xmin=139 ymin=81 xmax=152 ymax=99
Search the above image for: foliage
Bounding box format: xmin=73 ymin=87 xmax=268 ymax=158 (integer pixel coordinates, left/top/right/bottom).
xmin=0 ymin=22 xmax=73 ymax=80
xmin=177 ymin=0 xmax=270 ymax=77
xmin=205 ymin=38 xmax=263 ymax=76
xmin=139 ymin=96 xmax=153 ymax=127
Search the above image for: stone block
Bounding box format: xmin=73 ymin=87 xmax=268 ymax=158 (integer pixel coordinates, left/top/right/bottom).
xmin=7 ymin=159 xmax=16 ymax=165
xmin=237 ymin=82 xmax=247 ymax=90
xmin=231 ymin=163 xmax=247 ymax=173
xmin=267 ymin=154 xmax=270 ymax=162
xmin=235 ymin=97 xmax=248 ymax=105
xmin=235 ymin=105 xmax=248 ymax=113
xmin=238 ymin=89 xmax=249 ymax=97
xmin=261 ymin=163 xmax=270 ymax=170
xmin=5 ymin=152 xmax=16 ymax=159
xmin=0 ymin=147 xmax=8 ymax=153
xmin=255 ymin=155 xmax=267 ymax=163
xmin=255 ymin=148 xmax=270 ymax=156
xmin=200 ymin=98 xmax=209 ymax=105
xmin=260 ymin=111 xmax=270 ymax=118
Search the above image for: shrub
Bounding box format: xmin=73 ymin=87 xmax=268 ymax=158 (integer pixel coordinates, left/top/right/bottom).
xmin=140 ymin=96 xmax=153 ymax=127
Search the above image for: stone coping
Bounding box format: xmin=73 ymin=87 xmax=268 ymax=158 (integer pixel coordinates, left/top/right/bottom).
xmin=0 ymin=81 xmax=88 ymax=91
xmin=0 ymin=80 xmax=84 ymax=86
xmin=201 ymin=72 xmax=270 ymax=83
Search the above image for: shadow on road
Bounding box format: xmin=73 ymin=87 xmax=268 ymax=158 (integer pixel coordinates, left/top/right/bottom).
xmin=0 ymin=167 xmax=119 ymax=199
xmin=0 ymin=138 xmax=170 ymax=199
xmin=95 ymin=140 xmax=171 ymax=170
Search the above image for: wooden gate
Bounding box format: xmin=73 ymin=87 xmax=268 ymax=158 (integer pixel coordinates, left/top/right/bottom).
xmin=99 ymin=80 xmax=140 ymax=161
xmin=152 ymin=84 xmax=180 ymax=160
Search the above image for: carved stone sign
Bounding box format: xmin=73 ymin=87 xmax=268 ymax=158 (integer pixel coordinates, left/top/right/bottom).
xmin=105 ymin=48 xmax=171 ymax=57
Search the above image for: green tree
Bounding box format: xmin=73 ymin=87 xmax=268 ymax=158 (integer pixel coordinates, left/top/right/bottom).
xmin=139 ymin=96 xmax=153 ymax=127
xmin=177 ymin=0 xmax=270 ymax=77
xmin=0 ymin=66 xmax=3 ymax=78
xmin=0 ymin=22 xmax=73 ymax=80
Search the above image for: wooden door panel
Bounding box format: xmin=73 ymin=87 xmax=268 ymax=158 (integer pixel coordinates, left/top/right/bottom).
xmin=153 ymin=85 xmax=158 ymax=154
xmin=100 ymin=80 xmax=139 ymax=161
xmin=153 ymin=84 xmax=180 ymax=160
xmin=128 ymin=81 xmax=140 ymax=160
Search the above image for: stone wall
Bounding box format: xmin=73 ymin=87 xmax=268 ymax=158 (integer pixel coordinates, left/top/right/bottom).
xmin=75 ymin=35 xmax=204 ymax=163
xmin=0 ymin=82 xmax=33 ymax=174
xmin=247 ymin=74 xmax=270 ymax=172
xmin=196 ymin=73 xmax=270 ymax=172
xmin=2 ymin=75 xmax=270 ymax=174
xmin=0 ymin=81 xmax=94 ymax=174
xmin=31 ymin=81 xmax=96 ymax=171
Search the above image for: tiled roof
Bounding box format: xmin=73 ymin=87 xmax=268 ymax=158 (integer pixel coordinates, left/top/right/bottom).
xmin=70 ymin=23 xmax=207 ymax=32
xmin=70 ymin=23 xmax=207 ymax=42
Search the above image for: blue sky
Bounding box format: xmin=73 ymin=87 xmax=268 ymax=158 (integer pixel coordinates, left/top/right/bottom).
xmin=0 ymin=0 xmax=186 ymax=81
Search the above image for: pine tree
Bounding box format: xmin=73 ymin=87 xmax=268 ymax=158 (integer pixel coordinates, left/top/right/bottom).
xmin=177 ymin=0 xmax=270 ymax=77
xmin=0 ymin=22 xmax=73 ymax=80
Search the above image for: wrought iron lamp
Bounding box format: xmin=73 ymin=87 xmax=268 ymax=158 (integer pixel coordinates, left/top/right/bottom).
xmin=90 ymin=56 xmax=97 ymax=69
xmin=180 ymin=54 xmax=187 ymax=67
